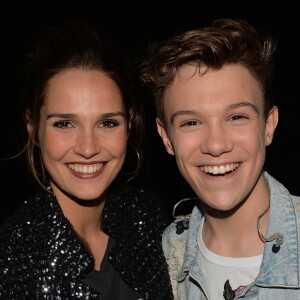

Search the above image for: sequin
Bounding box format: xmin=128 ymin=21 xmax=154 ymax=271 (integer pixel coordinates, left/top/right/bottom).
xmin=0 ymin=185 xmax=173 ymax=299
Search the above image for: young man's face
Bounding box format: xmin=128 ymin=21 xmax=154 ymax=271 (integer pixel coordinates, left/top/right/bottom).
xmin=157 ymin=64 xmax=278 ymax=212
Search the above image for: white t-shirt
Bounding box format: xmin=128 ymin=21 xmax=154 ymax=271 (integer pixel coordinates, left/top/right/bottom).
xmin=198 ymin=219 xmax=262 ymax=299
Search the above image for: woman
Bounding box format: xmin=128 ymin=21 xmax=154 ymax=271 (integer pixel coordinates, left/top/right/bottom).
xmin=0 ymin=21 xmax=173 ymax=299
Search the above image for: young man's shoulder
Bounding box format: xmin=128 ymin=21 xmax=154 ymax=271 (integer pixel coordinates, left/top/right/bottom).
xmin=292 ymin=195 xmax=300 ymax=217
xmin=162 ymin=197 xmax=199 ymax=256
xmin=162 ymin=214 xmax=190 ymax=256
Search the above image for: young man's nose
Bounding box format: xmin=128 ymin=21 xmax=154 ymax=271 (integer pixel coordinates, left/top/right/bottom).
xmin=200 ymin=125 xmax=233 ymax=157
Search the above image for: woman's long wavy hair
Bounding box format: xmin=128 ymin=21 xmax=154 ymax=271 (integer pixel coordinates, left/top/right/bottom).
xmin=22 ymin=21 xmax=144 ymax=190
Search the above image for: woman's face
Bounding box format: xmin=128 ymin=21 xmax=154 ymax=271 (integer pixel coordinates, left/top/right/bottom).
xmin=31 ymin=69 xmax=128 ymax=202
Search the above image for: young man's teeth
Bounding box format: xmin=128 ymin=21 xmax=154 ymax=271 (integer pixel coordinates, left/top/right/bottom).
xmin=202 ymin=163 xmax=239 ymax=174
xmin=68 ymin=163 xmax=103 ymax=174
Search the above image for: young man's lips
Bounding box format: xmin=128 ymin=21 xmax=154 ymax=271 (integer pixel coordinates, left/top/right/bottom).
xmin=200 ymin=163 xmax=240 ymax=175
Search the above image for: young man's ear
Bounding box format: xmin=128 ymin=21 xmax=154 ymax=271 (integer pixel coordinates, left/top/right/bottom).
xmin=156 ymin=118 xmax=175 ymax=155
xmin=265 ymin=106 xmax=279 ymax=146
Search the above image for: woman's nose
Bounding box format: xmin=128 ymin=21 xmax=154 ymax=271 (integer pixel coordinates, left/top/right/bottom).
xmin=74 ymin=130 xmax=100 ymax=158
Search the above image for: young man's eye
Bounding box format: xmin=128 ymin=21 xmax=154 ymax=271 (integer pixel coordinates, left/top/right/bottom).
xmin=181 ymin=120 xmax=199 ymax=127
xmin=53 ymin=120 xmax=73 ymax=129
xmin=230 ymin=114 xmax=249 ymax=121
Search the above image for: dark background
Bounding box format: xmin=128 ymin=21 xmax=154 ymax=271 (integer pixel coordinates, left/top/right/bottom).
xmin=1 ymin=0 xmax=299 ymax=222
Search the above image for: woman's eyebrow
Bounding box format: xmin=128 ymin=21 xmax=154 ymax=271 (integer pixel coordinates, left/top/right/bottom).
xmin=46 ymin=111 xmax=126 ymax=120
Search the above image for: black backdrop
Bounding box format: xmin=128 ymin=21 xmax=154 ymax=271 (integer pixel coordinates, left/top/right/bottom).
xmin=1 ymin=0 xmax=299 ymax=222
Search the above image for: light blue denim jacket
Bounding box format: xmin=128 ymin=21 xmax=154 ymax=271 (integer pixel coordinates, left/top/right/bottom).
xmin=162 ymin=172 xmax=300 ymax=299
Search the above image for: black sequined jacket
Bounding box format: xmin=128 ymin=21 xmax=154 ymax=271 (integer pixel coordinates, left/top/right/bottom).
xmin=0 ymin=185 xmax=173 ymax=299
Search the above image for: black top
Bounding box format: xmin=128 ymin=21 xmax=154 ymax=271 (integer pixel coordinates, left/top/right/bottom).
xmin=84 ymin=237 xmax=141 ymax=299
xmin=0 ymin=185 xmax=173 ymax=299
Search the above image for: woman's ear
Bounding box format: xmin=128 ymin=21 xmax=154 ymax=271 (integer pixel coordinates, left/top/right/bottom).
xmin=128 ymin=108 xmax=133 ymax=131
xmin=265 ymin=106 xmax=279 ymax=146
xmin=125 ymin=108 xmax=133 ymax=140
xmin=26 ymin=110 xmax=33 ymax=135
xmin=156 ymin=118 xmax=175 ymax=155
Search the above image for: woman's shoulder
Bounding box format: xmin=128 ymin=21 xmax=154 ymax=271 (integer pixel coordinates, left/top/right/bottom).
xmin=103 ymin=185 xmax=170 ymax=234
xmin=107 ymin=184 xmax=166 ymax=212
xmin=0 ymin=195 xmax=37 ymax=232
xmin=0 ymin=189 xmax=60 ymax=250
xmin=0 ymin=193 xmax=48 ymax=283
xmin=109 ymin=184 xmax=159 ymax=198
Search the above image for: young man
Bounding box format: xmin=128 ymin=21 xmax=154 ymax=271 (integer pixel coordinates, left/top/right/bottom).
xmin=139 ymin=18 xmax=300 ymax=299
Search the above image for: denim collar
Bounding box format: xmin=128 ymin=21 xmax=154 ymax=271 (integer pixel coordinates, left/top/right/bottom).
xmin=178 ymin=172 xmax=300 ymax=287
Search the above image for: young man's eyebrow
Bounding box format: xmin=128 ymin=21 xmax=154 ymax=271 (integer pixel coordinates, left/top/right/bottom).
xmin=170 ymin=110 xmax=198 ymax=124
xmin=224 ymin=101 xmax=259 ymax=113
xmin=170 ymin=101 xmax=259 ymax=124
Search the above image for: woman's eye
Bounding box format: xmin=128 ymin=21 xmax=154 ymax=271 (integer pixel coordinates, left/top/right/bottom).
xmin=101 ymin=119 xmax=119 ymax=128
xmin=53 ymin=120 xmax=73 ymax=129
